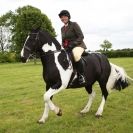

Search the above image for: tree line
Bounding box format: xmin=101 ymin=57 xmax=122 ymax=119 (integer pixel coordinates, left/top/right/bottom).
xmin=97 ymin=40 xmax=133 ymax=58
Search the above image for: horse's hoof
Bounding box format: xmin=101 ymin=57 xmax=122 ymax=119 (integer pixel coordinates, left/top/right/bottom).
xmin=79 ymin=112 xmax=86 ymax=117
xmin=80 ymin=112 xmax=85 ymax=114
xmin=37 ymin=120 xmax=45 ymax=124
xmin=80 ymin=110 xmax=87 ymax=114
xmin=95 ymin=114 xmax=102 ymax=118
xmin=57 ymin=109 xmax=62 ymax=116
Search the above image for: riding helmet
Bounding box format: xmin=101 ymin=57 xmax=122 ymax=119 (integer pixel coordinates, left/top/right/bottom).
xmin=58 ymin=10 xmax=71 ymax=19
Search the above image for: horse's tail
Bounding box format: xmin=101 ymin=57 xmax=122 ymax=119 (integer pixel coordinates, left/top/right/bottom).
xmin=106 ymin=63 xmax=132 ymax=92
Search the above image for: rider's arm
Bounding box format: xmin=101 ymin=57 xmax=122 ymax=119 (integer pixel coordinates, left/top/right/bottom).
xmin=72 ymin=22 xmax=84 ymax=46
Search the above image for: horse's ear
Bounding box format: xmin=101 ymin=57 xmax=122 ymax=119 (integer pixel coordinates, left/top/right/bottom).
xmin=31 ymin=27 xmax=40 ymax=33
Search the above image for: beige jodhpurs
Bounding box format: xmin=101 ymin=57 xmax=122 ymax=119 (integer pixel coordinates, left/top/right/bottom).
xmin=72 ymin=47 xmax=84 ymax=62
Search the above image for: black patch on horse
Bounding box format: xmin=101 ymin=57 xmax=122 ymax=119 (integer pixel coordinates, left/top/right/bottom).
xmin=114 ymin=78 xmax=129 ymax=91
xmin=51 ymin=37 xmax=61 ymax=50
xmin=58 ymin=50 xmax=69 ymax=70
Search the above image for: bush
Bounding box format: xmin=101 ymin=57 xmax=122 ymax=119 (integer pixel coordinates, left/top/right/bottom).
xmin=0 ymin=52 xmax=19 ymax=63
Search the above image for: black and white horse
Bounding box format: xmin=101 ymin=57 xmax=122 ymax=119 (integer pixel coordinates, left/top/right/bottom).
xmin=21 ymin=29 xmax=132 ymax=124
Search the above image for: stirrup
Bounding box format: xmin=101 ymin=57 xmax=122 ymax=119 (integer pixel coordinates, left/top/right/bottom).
xmin=78 ymin=75 xmax=86 ymax=84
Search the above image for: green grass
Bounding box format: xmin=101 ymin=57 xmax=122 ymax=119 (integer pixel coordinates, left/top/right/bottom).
xmin=0 ymin=58 xmax=133 ymax=133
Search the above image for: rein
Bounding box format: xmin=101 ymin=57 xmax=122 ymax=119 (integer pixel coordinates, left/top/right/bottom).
xmin=24 ymin=46 xmax=31 ymax=51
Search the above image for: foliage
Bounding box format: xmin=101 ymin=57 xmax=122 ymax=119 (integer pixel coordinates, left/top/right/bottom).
xmin=0 ymin=11 xmax=13 ymax=27
xmin=0 ymin=26 xmax=6 ymax=52
xmin=0 ymin=5 xmax=56 ymax=54
xmin=100 ymin=40 xmax=112 ymax=52
xmin=0 ymin=26 xmax=12 ymax=52
xmin=101 ymin=49 xmax=133 ymax=58
xmin=0 ymin=52 xmax=18 ymax=63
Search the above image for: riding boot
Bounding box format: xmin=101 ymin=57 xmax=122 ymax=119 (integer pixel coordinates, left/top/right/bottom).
xmin=75 ymin=59 xmax=86 ymax=84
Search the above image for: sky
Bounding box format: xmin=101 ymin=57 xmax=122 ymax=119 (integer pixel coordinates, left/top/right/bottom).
xmin=0 ymin=0 xmax=133 ymax=50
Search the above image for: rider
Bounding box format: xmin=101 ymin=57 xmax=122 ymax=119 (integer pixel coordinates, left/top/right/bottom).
xmin=59 ymin=10 xmax=87 ymax=84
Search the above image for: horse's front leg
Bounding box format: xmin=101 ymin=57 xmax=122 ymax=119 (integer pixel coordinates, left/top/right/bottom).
xmin=38 ymin=85 xmax=50 ymax=124
xmin=38 ymin=102 xmax=50 ymax=124
xmin=38 ymin=84 xmax=66 ymax=124
xmin=44 ymin=86 xmax=65 ymax=114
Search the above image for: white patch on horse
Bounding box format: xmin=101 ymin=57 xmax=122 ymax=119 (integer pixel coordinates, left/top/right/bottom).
xmin=21 ymin=35 xmax=29 ymax=57
xmin=21 ymin=48 xmax=24 ymax=57
xmin=38 ymin=103 xmax=49 ymax=123
xmin=39 ymin=90 xmax=61 ymax=123
xmin=42 ymin=43 xmax=56 ymax=52
xmin=54 ymin=52 xmax=73 ymax=88
xmin=106 ymin=64 xmax=118 ymax=93
xmin=80 ymin=90 xmax=96 ymax=113
xmin=106 ymin=63 xmax=128 ymax=93
xmin=95 ymin=96 xmax=105 ymax=116
xmin=110 ymin=63 xmax=127 ymax=81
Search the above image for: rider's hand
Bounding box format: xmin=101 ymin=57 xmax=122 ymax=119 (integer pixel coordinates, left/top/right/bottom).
xmin=67 ymin=42 xmax=75 ymax=50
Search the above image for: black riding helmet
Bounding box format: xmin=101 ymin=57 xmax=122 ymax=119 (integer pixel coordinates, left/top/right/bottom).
xmin=58 ymin=10 xmax=71 ymax=19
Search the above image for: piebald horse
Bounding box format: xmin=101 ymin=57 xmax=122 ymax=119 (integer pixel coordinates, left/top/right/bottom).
xmin=21 ymin=29 xmax=132 ymax=124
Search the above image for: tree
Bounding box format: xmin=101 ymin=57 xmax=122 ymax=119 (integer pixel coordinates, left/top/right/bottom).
xmin=100 ymin=40 xmax=112 ymax=52
xmin=0 ymin=5 xmax=56 ymax=54
xmin=0 ymin=26 xmax=11 ymax=52
xmin=0 ymin=26 xmax=5 ymax=52
xmin=0 ymin=11 xmax=13 ymax=52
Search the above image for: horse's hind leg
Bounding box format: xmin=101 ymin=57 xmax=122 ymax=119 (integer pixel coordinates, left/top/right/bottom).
xmin=80 ymin=85 xmax=95 ymax=114
xmin=95 ymin=82 xmax=108 ymax=117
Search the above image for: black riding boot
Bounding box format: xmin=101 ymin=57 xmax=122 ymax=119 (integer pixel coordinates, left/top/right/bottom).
xmin=75 ymin=59 xmax=86 ymax=84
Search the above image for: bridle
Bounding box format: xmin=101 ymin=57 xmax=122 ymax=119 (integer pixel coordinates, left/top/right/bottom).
xmin=24 ymin=46 xmax=31 ymax=51
xmin=24 ymin=32 xmax=39 ymax=53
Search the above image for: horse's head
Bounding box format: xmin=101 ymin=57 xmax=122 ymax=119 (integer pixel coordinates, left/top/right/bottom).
xmin=21 ymin=29 xmax=41 ymax=63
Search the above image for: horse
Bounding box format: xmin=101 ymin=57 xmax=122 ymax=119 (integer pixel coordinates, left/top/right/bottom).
xmin=21 ymin=28 xmax=132 ymax=124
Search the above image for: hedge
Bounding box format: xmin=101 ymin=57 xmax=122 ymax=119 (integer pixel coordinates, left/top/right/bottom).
xmin=102 ymin=50 xmax=133 ymax=58
xmin=0 ymin=52 xmax=20 ymax=63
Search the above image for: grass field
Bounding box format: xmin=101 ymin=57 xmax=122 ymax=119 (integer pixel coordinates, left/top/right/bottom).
xmin=0 ymin=58 xmax=133 ymax=133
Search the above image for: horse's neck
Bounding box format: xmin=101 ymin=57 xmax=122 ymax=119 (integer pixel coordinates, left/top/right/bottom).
xmin=40 ymin=47 xmax=69 ymax=71
xmin=40 ymin=44 xmax=62 ymax=68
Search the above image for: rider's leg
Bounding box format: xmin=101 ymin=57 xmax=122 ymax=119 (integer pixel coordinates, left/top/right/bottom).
xmin=72 ymin=47 xmax=84 ymax=62
xmin=72 ymin=47 xmax=86 ymax=84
